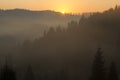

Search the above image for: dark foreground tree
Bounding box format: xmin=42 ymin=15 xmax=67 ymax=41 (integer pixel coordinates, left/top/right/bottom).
xmin=108 ymin=61 xmax=119 ymax=80
xmin=90 ymin=48 xmax=106 ymax=80
xmin=0 ymin=64 xmax=16 ymax=80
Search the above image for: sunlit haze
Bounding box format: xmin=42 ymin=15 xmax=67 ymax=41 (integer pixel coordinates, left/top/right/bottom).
xmin=0 ymin=0 xmax=120 ymax=13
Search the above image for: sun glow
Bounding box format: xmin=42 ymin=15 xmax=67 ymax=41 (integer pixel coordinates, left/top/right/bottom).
xmin=61 ymin=10 xmax=65 ymax=14
xmin=60 ymin=8 xmax=69 ymax=14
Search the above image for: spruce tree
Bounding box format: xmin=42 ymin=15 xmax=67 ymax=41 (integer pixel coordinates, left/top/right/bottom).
xmin=90 ymin=48 xmax=106 ymax=80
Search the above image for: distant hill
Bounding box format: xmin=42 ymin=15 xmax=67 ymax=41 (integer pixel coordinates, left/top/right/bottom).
xmin=0 ymin=9 xmax=80 ymax=26
xmin=0 ymin=9 xmax=81 ymax=41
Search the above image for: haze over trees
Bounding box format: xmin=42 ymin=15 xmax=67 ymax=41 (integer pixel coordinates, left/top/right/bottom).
xmin=0 ymin=9 xmax=80 ymax=41
xmin=0 ymin=6 xmax=120 ymax=80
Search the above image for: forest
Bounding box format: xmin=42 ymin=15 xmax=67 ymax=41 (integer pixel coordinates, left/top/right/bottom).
xmin=0 ymin=6 xmax=120 ymax=80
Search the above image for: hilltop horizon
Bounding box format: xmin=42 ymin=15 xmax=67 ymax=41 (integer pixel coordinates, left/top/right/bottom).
xmin=0 ymin=8 xmax=82 ymax=14
xmin=1 ymin=5 xmax=119 ymax=14
xmin=1 ymin=0 xmax=120 ymax=13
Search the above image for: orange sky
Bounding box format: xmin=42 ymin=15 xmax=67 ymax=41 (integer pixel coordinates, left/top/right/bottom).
xmin=0 ymin=0 xmax=120 ymax=13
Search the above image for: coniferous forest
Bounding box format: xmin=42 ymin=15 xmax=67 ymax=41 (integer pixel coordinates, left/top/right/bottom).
xmin=0 ymin=6 xmax=120 ymax=80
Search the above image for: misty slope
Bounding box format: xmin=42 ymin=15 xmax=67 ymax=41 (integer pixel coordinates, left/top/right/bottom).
xmin=0 ymin=9 xmax=80 ymax=26
xmin=0 ymin=9 xmax=81 ymax=41
xmin=1 ymin=6 xmax=120 ymax=80
xmin=0 ymin=35 xmax=17 ymax=55
xmin=13 ymin=6 xmax=120 ymax=80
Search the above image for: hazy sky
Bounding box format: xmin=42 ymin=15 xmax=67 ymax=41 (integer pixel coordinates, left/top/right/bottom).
xmin=0 ymin=0 xmax=120 ymax=13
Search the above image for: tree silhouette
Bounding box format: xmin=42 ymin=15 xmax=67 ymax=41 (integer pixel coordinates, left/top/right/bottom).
xmin=24 ymin=65 xmax=35 ymax=80
xmin=90 ymin=48 xmax=106 ymax=80
xmin=0 ymin=64 xmax=16 ymax=80
xmin=108 ymin=61 xmax=119 ymax=80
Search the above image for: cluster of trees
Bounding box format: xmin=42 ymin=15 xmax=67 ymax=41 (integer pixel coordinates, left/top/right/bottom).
xmin=0 ymin=48 xmax=119 ymax=80
xmin=7 ymin=5 xmax=120 ymax=80
xmin=1 ymin=5 xmax=120 ymax=80
xmin=0 ymin=64 xmax=16 ymax=80
xmin=0 ymin=63 xmax=35 ymax=80
xmin=90 ymin=48 xmax=119 ymax=80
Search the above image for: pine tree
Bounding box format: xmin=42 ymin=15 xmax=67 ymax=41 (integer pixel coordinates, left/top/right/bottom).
xmin=108 ymin=61 xmax=119 ymax=80
xmin=24 ymin=65 xmax=35 ymax=80
xmin=90 ymin=48 xmax=106 ymax=80
xmin=0 ymin=64 xmax=16 ymax=80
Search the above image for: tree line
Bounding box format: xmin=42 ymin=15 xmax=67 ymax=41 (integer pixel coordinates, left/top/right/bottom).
xmin=0 ymin=5 xmax=120 ymax=80
xmin=0 ymin=48 xmax=119 ymax=80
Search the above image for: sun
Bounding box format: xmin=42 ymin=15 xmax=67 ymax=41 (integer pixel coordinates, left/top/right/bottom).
xmin=57 ymin=7 xmax=70 ymax=14
xmin=60 ymin=9 xmax=68 ymax=14
xmin=62 ymin=11 xmax=65 ymax=14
